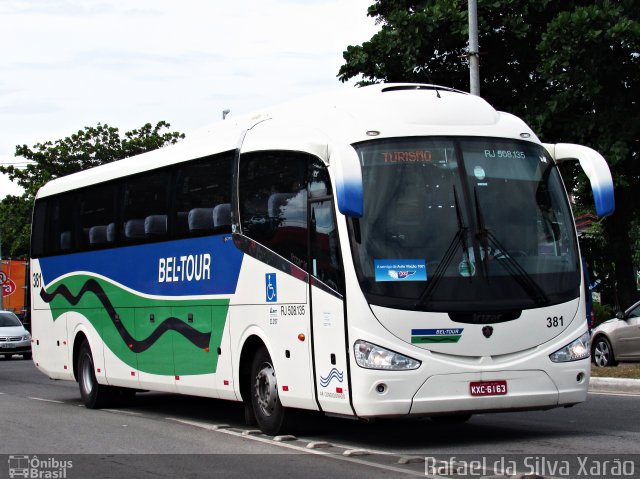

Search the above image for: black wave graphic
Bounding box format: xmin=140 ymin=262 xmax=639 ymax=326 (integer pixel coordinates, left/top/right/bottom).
xmin=40 ymin=279 xmax=211 ymax=353
xmin=413 ymin=336 xmax=460 ymax=343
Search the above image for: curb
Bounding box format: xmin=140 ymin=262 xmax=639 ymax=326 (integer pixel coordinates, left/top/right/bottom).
xmin=589 ymin=377 xmax=640 ymax=394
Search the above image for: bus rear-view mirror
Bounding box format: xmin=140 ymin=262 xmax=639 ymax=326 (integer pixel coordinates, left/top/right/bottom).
xmin=543 ymin=143 xmax=615 ymax=217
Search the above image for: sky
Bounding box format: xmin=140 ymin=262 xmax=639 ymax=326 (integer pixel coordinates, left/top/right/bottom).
xmin=0 ymin=0 xmax=380 ymax=198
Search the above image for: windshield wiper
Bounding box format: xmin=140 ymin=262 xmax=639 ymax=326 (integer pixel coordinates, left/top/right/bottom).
xmin=473 ymin=187 xmax=550 ymax=306
xmin=473 ymin=187 xmax=491 ymax=279
xmin=415 ymin=186 xmax=470 ymax=309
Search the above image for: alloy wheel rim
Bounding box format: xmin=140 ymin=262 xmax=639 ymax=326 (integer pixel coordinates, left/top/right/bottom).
xmin=254 ymin=362 xmax=277 ymax=417
xmin=81 ymin=354 xmax=94 ymax=395
xmin=595 ymin=342 xmax=610 ymax=366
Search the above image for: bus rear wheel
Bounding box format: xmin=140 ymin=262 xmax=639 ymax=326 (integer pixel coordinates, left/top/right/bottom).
xmin=78 ymin=341 xmax=114 ymax=408
xmin=250 ymin=346 xmax=286 ymax=435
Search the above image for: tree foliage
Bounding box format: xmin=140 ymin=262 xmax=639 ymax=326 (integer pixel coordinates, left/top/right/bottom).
xmin=339 ymin=0 xmax=640 ymax=307
xmin=0 ymin=195 xmax=33 ymax=258
xmin=3 ymin=121 xmax=185 ymax=197
xmin=0 ymin=121 xmax=185 ymax=258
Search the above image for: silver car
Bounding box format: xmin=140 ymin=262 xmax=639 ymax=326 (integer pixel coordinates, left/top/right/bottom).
xmin=0 ymin=311 xmax=32 ymax=360
xmin=591 ymin=300 xmax=640 ymax=366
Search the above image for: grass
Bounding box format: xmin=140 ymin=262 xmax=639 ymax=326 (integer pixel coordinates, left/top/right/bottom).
xmin=591 ymin=363 xmax=640 ymax=379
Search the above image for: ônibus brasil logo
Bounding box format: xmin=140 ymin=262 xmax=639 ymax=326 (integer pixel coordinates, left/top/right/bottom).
xmin=8 ymin=455 xmax=73 ymax=478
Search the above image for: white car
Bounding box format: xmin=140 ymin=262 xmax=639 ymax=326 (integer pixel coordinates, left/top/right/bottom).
xmin=591 ymin=300 xmax=640 ymax=366
xmin=0 ymin=310 xmax=32 ymax=360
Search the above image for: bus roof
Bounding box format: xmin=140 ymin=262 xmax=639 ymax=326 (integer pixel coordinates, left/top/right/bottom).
xmin=36 ymin=83 xmax=538 ymax=199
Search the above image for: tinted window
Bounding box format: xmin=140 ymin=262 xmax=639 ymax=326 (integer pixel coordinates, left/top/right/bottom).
xmin=309 ymin=159 xmax=340 ymax=290
xmin=32 ymin=150 xmax=236 ymax=257
xmin=174 ymin=153 xmax=233 ymax=237
xmin=239 ymin=151 xmax=309 ymax=269
xmin=310 ymin=200 xmax=341 ymax=292
xmin=351 ymin=137 xmax=579 ymax=312
xmin=31 ymin=200 xmax=47 ymax=258
xmin=122 ymin=170 xmax=170 ymax=242
xmin=79 ymin=182 xmax=117 ymax=249
xmin=50 ymin=193 xmax=77 ymax=255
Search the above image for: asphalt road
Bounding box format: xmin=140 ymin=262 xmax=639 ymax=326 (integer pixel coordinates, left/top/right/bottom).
xmin=2 ymin=357 xmax=639 ymax=479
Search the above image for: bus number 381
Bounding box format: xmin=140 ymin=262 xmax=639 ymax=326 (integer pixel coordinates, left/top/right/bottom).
xmin=546 ymin=316 xmax=564 ymax=328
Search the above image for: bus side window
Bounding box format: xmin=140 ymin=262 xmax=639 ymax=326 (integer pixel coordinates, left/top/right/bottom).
xmin=79 ymin=182 xmax=116 ymax=249
xmin=239 ymin=151 xmax=308 ymax=270
xmin=122 ymin=170 xmax=169 ymax=243
xmin=310 ymin=200 xmax=342 ymax=293
xmin=309 ymin=158 xmax=332 ymax=198
xmin=31 ymin=200 xmax=47 ymax=258
xmin=50 ymin=193 xmax=77 ymax=255
xmin=309 ymin=159 xmax=342 ymax=292
xmin=174 ymin=152 xmax=233 ymax=238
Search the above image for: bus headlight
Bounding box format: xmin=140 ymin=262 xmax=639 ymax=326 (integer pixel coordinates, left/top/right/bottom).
xmin=354 ymin=340 xmax=421 ymax=370
xmin=549 ymin=332 xmax=590 ymax=363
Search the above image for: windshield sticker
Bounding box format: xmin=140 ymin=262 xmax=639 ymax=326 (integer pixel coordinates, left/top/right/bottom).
xmin=411 ymin=328 xmax=464 ymax=344
xmin=374 ymin=259 xmax=427 ymax=282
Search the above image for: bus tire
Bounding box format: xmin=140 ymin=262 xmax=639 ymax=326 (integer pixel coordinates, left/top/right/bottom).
xmin=78 ymin=341 xmax=114 ymax=408
xmin=250 ymin=346 xmax=286 ymax=435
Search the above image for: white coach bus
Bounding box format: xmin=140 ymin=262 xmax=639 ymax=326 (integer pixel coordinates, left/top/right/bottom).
xmin=30 ymin=84 xmax=614 ymax=434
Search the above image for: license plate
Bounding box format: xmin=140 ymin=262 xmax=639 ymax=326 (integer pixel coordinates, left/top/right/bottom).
xmin=0 ymin=343 xmax=16 ymax=349
xmin=470 ymin=380 xmax=507 ymax=397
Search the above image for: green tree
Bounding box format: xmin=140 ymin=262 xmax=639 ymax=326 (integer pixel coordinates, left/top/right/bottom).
xmin=0 ymin=121 xmax=185 ymax=258
xmin=0 ymin=195 xmax=33 ymax=257
xmin=537 ymin=3 xmax=640 ymax=309
xmin=339 ymin=0 xmax=640 ymax=308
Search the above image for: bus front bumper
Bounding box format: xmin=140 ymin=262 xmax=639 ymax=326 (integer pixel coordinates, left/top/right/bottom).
xmin=352 ymin=366 xmax=589 ymax=418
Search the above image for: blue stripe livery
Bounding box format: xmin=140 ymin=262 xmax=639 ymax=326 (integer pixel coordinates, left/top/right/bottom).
xmin=39 ymin=235 xmax=244 ymax=296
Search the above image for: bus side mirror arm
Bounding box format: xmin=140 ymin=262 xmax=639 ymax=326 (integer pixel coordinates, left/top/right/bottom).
xmin=332 ymin=144 xmax=363 ymax=218
xmin=543 ymin=143 xmax=615 ymax=218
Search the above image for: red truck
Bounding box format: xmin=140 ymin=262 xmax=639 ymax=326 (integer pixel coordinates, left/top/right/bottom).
xmin=1 ymin=258 xmax=29 ymax=329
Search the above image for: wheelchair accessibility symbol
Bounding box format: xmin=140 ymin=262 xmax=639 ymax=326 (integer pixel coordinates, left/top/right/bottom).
xmin=265 ymin=273 xmax=277 ymax=303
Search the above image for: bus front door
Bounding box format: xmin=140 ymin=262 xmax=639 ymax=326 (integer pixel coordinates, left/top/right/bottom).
xmin=308 ymin=199 xmax=352 ymax=415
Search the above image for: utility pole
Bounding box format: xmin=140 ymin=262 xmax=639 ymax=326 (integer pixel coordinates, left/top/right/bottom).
xmin=0 ymin=224 xmax=3 ymax=310
xmin=468 ymin=0 xmax=480 ymax=96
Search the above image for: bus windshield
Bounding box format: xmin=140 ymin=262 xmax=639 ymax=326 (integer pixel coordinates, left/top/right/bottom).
xmin=349 ymin=137 xmax=580 ymax=314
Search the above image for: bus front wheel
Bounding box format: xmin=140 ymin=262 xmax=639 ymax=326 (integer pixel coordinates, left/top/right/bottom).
xmin=250 ymin=346 xmax=286 ymax=435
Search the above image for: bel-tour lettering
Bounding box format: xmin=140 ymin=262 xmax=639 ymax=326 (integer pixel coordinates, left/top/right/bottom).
xmin=158 ymin=254 xmax=211 ymax=283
